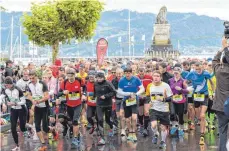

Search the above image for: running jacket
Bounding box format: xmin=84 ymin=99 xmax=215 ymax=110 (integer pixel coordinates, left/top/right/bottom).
xmin=94 ymin=80 xmax=116 ymax=107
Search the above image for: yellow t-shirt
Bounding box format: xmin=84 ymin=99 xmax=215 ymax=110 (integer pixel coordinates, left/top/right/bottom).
xmin=207 ymin=75 xmax=216 ymax=96
xmin=76 ymin=72 xmax=88 ymax=79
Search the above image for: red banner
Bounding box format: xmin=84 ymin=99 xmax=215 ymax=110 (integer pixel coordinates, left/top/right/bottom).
xmin=96 ymin=38 xmax=108 ymax=66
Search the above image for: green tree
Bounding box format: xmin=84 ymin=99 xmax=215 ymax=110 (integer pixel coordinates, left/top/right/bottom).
xmin=22 ymin=0 xmax=103 ymax=63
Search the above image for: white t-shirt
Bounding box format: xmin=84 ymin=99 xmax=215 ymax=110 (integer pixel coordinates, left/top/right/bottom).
xmin=146 ymin=82 xmax=173 ymax=112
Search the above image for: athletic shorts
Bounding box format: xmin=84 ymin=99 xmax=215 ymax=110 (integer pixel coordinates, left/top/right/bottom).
xmin=124 ymin=105 xmax=138 ymax=118
xmin=67 ymin=105 xmax=82 ymax=125
xmin=138 ymin=97 xmax=149 ymax=106
xmin=194 ymin=95 xmax=208 ymax=108
xmin=116 ymin=99 xmax=123 ymax=112
xmin=187 ymin=96 xmax=194 ymax=104
xmin=149 ymin=109 xmax=170 ymax=126
xmin=26 ymin=99 xmax=32 ymax=109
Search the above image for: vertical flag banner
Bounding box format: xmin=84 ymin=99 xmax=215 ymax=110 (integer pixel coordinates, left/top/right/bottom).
xmin=142 ymin=35 xmax=145 ymax=41
xmin=96 ymin=38 xmax=108 ymax=66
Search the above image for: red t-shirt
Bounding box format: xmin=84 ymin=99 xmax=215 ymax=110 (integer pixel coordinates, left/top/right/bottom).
xmin=86 ymin=82 xmax=96 ymax=107
xmin=137 ymin=74 xmax=153 ymax=90
xmin=60 ymin=79 xmax=82 ymax=107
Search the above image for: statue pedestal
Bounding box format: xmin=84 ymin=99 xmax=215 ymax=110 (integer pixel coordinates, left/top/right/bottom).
xmin=153 ymin=24 xmax=171 ymax=45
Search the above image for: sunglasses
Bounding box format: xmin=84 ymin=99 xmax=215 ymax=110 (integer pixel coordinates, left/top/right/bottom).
xmin=112 ymin=72 xmax=116 ymax=74
xmin=208 ymin=64 xmax=212 ymax=66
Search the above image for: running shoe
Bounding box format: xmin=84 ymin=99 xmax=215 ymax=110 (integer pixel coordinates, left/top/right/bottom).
xmin=199 ymin=136 xmax=205 ymax=145
xmin=71 ymin=137 xmax=80 ymax=147
xmin=131 ymin=133 xmax=137 ymax=142
xmin=98 ymin=137 xmax=106 ymax=145
xmin=143 ymin=129 xmax=148 ymax=137
xmin=38 ymin=145 xmax=47 ymax=151
xmin=53 ymin=131 xmax=59 ymax=141
xmin=48 ymin=133 xmax=53 ymax=139
xmin=127 ymin=133 xmax=133 ymax=141
xmin=89 ymin=126 xmax=96 ymax=135
xmin=178 ymin=130 xmax=184 ymax=137
xmin=159 ymin=141 xmax=166 ymax=149
xmin=121 ymin=129 xmax=126 ymax=136
xmin=108 ymin=129 xmax=114 ymax=137
xmin=138 ymin=125 xmax=144 ymax=134
xmin=152 ymin=135 xmax=158 ymax=144
xmin=189 ymin=123 xmax=195 ymax=130
xmin=11 ymin=146 xmax=20 ymax=151
xmin=170 ymin=127 xmax=178 ymax=135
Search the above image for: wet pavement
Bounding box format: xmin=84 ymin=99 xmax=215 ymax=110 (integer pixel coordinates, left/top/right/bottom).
xmin=0 ymin=126 xmax=219 ymax=151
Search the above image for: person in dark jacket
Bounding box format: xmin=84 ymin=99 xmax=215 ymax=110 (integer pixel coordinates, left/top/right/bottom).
xmin=212 ymin=37 xmax=229 ymax=151
xmin=158 ymin=62 xmax=173 ymax=84
xmin=4 ymin=60 xmax=14 ymax=77
xmin=94 ymin=71 xmax=116 ymax=145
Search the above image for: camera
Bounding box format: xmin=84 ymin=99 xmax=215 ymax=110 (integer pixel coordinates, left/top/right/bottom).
xmin=224 ymin=21 xmax=229 ymax=39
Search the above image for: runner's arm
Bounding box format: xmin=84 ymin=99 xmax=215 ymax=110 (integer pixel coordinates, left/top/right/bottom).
xmin=117 ymin=88 xmax=131 ymax=96
xmin=136 ymin=84 xmax=145 ymax=96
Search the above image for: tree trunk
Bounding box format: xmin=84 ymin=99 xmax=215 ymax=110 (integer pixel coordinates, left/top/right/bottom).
xmin=52 ymin=41 xmax=59 ymax=64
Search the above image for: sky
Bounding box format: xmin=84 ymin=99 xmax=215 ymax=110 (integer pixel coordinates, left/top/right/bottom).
xmin=1 ymin=0 xmax=229 ymax=20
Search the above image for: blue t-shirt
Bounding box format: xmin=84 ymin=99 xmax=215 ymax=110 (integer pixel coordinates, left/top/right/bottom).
xmin=118 ymin=76 xmax=142 ymax=102
xmin=185 ymin=71 xmax=213 ymax=94
xmin=118 ymin=76 xmax=142 ymax=93
xmin=181 ymin=71 xmax=189 ymax=79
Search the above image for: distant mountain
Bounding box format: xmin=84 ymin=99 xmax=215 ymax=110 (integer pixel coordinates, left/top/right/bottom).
xmin=0 ymin=9 xmax=224 ymax=57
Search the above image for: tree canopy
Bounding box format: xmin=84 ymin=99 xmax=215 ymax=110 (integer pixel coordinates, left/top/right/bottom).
xmin=22 ymin=0 xmax=104 ymax=63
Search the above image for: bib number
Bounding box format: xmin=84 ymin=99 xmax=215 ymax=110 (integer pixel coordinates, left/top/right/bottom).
xmin=88 ymin=96 xmax=96 ymax=104
xmin=193 ymin=94 xmax=205 ymax=102
xmin=126 ymin=99 xmax=136 ymax=106
xmin=172 ymin=94 xmax=183 ymax=102
xmin=68 ymin=93 xmax=80 ymax=100
xmin=32 ymin=95 xmax=42 ymax=101
xmin=8 ymin=97 xmax=19 ymax=103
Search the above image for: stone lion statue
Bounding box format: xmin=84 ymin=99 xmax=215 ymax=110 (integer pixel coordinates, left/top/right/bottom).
xmin=156 ymin=6 xmax=168 ymax=24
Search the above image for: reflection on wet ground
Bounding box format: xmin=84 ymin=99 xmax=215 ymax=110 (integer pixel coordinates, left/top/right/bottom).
xmin=1 ymin=126 xmax=219 ymax=151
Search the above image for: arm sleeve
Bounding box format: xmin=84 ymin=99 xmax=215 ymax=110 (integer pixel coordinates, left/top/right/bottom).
xmin=104 ymin=82 xmax=116 ymax=99
xmin=117 ymin=88 xmax=131 ymax=96
xmin=136 ymin=84 xmax=145 ymax=96
xmin=181 ymin=81 xmax=189 ymax=94
xmin=18 ymin=88 xmax=26 ymax=105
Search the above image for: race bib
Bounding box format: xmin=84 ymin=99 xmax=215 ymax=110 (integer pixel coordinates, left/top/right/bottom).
xmin=126 ymin=99 xmax=137 ymax=106
xmin=172 ymin=94 xmax=183 ymax=102
xmin=8 ymin=97 xmax=19 ymax=103
xmin=32 ymin=95 xmax=42 ymax=101
xmin=68 ymin=92 xmax=80 ymax=100
xmin=59 ymin=95 xmax=66 ymax=101
xmin=88 ymin=96 xmax=96 ymax=104
xmin=151 ymin=95 xmax=163 ymax=101
xmin=193 ymin=94 xmax=205 ymax=102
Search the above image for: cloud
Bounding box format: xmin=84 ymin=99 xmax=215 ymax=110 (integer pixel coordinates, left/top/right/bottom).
xmin=1 ymin=0 xmax=229 ymax=20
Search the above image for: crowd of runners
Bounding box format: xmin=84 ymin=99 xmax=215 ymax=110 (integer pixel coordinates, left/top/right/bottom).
xmin=0 ymin=53 xmax=220 ymax=151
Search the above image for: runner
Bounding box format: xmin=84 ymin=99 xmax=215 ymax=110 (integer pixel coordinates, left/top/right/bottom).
xmin=16 ymin=69 xmax=33 ymax=137
xmin=111 ymin=68 xmax=125 ymax=136
xmin=118 ymin=67 xmax=144 ymax=142
xmin=169 ymin=67 xmax=189 ymax=137
xmin=2 ymin=77 xmax=27 ymax=151
xmin=137 ymin=67 xmax=153 ymax=137
xmin=27 ymin=70 xmax=56 ymax=151
xmin=185 ymin=62 xmax=214 ymax=145
xmin=94 ymin=71 xmax=116 ymax=145
xmin=57 ymin=68 xmax=86 ymax=147
xmin=206 ymin=62 xmax=216 ymax=130
xmin=85 ymin=71 xmax=97 ymax=134
xmin=146 ymin=70 xmax=173 ymax=149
